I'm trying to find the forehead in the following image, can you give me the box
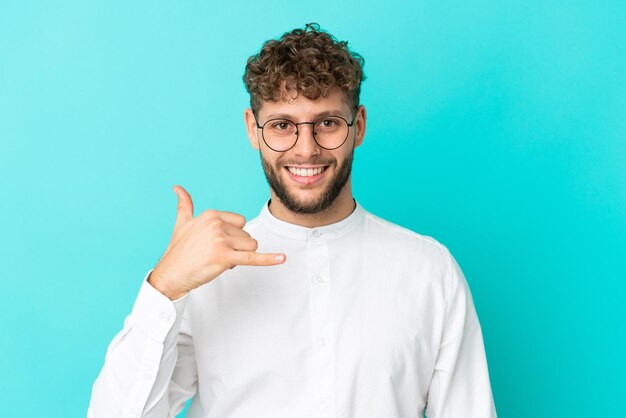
[257,88,352,120]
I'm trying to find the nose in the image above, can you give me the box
[292,123,321,157]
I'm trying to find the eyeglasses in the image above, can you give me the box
[255,113,357,152]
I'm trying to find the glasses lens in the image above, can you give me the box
[314,116,349,149]
[263,119,297,151]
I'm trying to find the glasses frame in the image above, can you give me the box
[254,113,357,152]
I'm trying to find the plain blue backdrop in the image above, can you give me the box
[1,1,625,417]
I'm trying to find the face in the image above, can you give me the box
[245,88,366,215]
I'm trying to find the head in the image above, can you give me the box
[243,23,367,215]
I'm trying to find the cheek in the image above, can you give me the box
[333,152,349,166]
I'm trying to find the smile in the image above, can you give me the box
[283,165,330,185]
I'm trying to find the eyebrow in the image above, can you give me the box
[265,110,349,120]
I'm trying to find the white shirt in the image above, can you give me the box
[88,198,497,418]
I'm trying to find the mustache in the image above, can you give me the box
[278,159,335,167]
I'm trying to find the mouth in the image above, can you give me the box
[283,165,330,185]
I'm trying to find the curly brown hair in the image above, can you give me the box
[243,23,365,114]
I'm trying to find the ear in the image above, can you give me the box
[244,108,260,150]
[354,105,367,148]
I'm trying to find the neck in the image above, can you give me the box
[267,183,356,228]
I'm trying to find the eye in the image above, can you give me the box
[319,118,338,127]
[270,120,292,130]
[316,117,345,132]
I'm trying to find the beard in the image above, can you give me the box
[260,146,355,215]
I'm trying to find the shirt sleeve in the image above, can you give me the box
[425,250,498,418]
[87,269,198,418]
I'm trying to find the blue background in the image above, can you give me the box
[1,1,625,417]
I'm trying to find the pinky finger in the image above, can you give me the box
[229,251,286,267]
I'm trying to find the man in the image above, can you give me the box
[88,23,497,417]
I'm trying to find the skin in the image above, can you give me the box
[244,87,367,227]
[149,87,366,300]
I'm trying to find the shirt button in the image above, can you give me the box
[317,337,326,348]
[143,372,151,380]
[312,230,322,238]
[313,275,324,284]
[319,400,328,411]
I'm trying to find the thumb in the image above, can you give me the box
[173,185,194,228]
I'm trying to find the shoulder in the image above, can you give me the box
[363,209,449,251]
[359,208,455,270]
[358,209,464,309]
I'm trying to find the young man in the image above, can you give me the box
[88,23,497,417]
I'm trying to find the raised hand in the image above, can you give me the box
[148,185,286,300]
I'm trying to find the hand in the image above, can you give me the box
[148,185,286,300]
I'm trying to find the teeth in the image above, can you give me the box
[287,166,325,177]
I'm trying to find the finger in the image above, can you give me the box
[222,223,252,239]
[228,250,286,267]
[214,210,246,228]
[226,236,259,252]
[173,185,194,228]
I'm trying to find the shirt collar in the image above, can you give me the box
[258,198,365,241]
